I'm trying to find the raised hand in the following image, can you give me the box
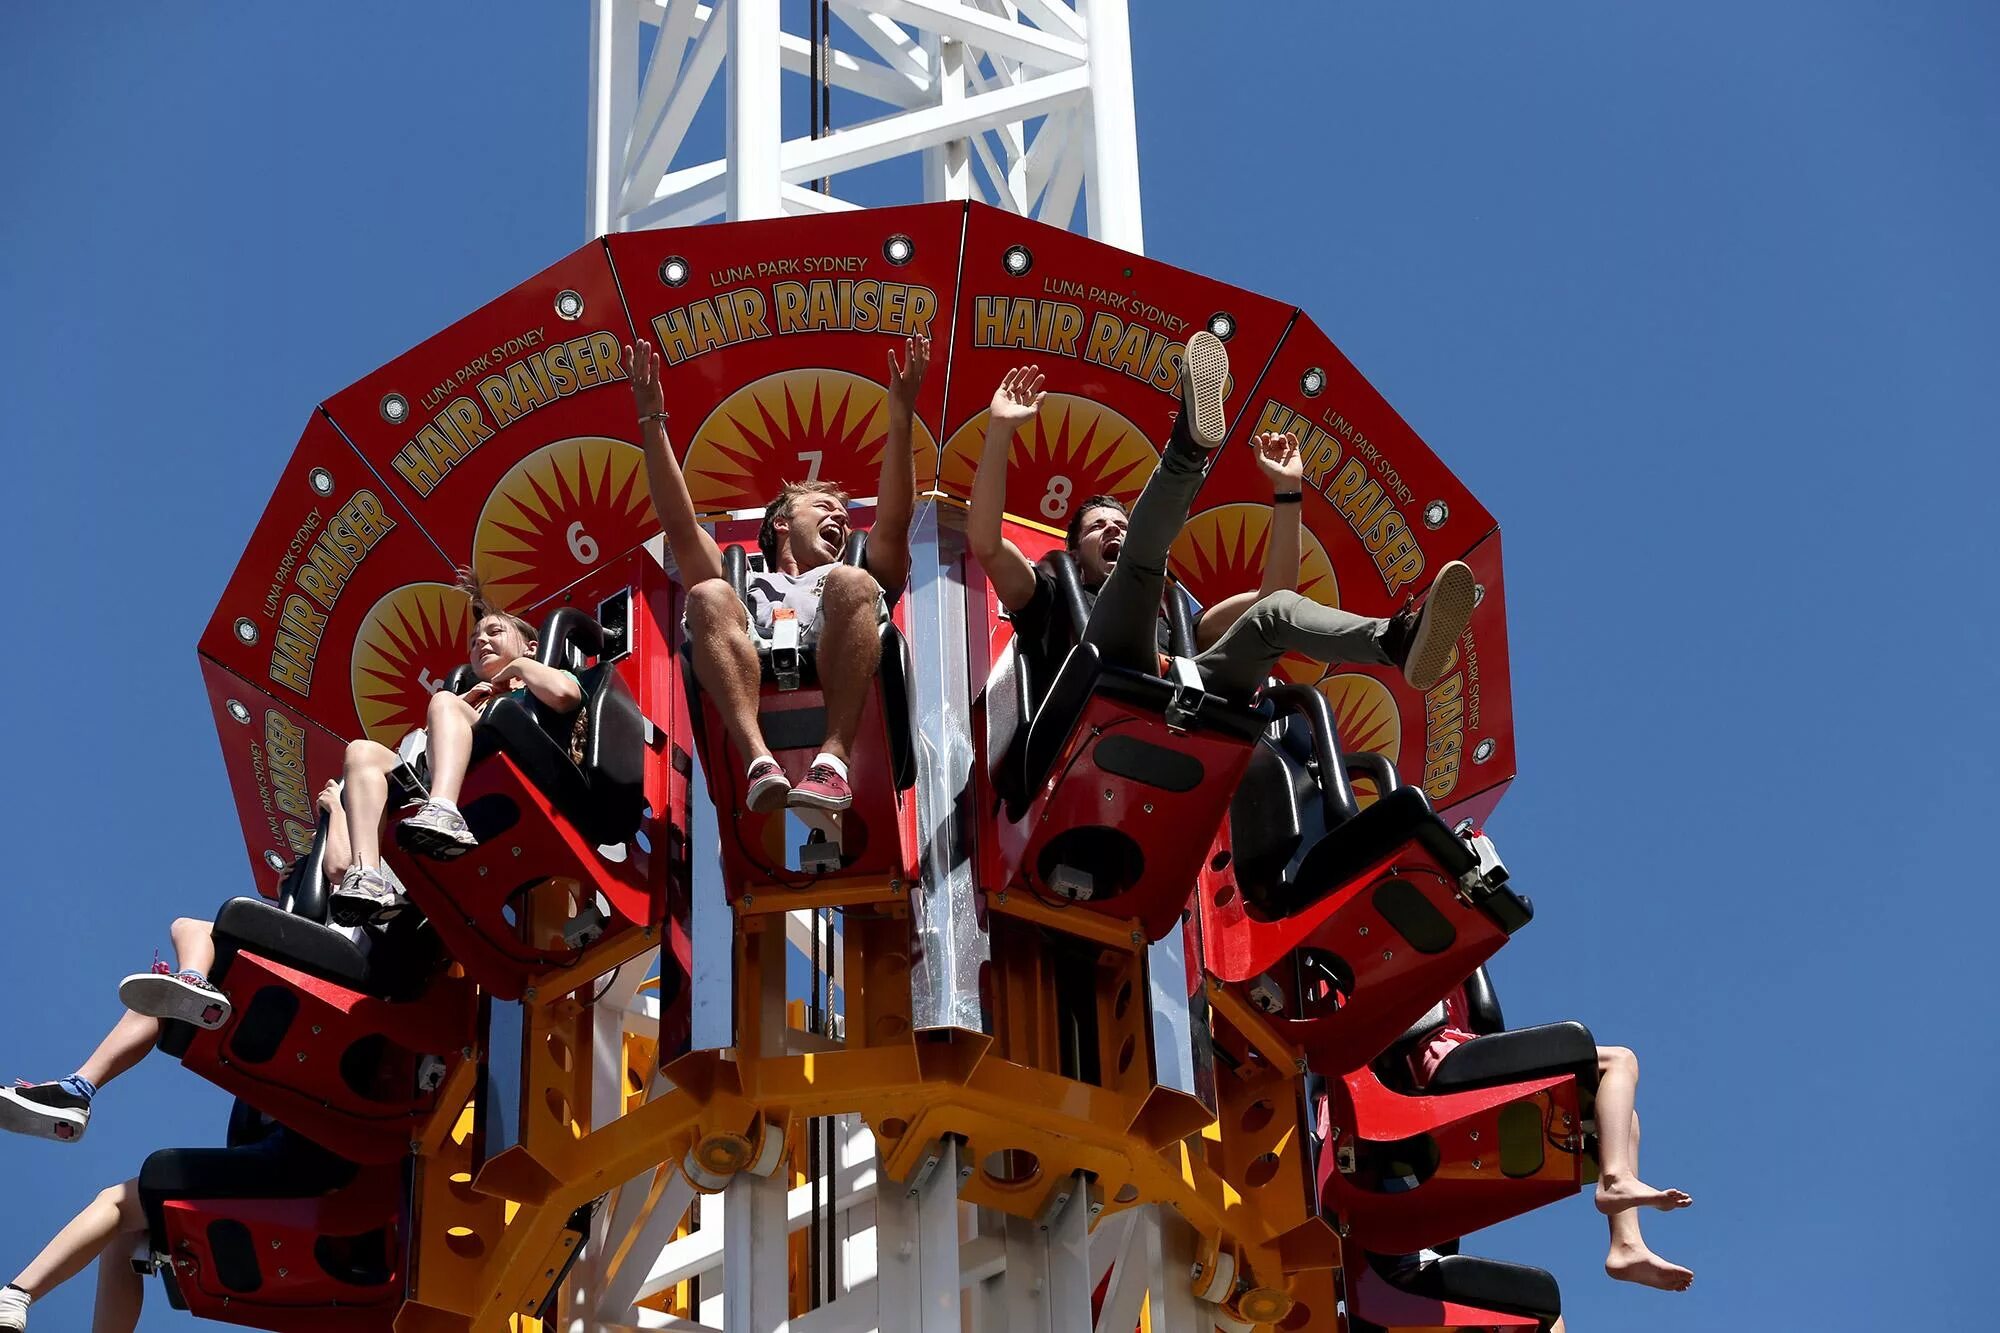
[886,334,931,416]
[623,338,666,421]
[1251,430,1303,490]
[989,365,1047,429]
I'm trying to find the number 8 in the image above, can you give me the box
[1040,475,1073,519]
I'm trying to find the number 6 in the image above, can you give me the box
[567,520,599,564]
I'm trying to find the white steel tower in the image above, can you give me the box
[566,7,1256,1332]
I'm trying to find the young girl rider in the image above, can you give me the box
[328,573,582,925]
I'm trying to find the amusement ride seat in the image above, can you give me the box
[391,604,662,1000]
[1199,686,1533,1077]
[985,553,1266,944]
[682,528,918,905]
[1347,1244,1563,1333]
[136,1100,404,1332]
[1312,967,1601,1254]
[159,815,475,1165]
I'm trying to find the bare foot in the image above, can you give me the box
[1596,1176,1693,1215]
[1606,1241,1694,1292]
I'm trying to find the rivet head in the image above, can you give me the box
[295,1052,307,1062]
[1382,949,1393,960]
[1358,925,1369,936]
[1142,803,1154,814]
[1472,1158,1483,1170]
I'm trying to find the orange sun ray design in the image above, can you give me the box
[351,582,474,747]
[1318,673,1403,807]
[939,394,1160,528]
[1171,504,1338,683]
[682,369,938,515]
[474,438,657,612]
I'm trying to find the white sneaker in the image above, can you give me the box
[331,864,405,927]
[396,799,477,860]
[0,1284,27,1330]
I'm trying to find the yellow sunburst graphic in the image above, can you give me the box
[939,394,1159,529]
[473,437,656,612]
[682,369,938,516]
[351,582,474,747]
[1318,674,1402,808]
[1170,503,1340,685]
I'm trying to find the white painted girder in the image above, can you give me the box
[588,0,1141,239]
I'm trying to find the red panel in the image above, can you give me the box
[199,660,352,895]
[199,413,464,749]
[1318,1068,1586,1254]
[604,203,966,515]
[179,952,476,1165]
[937,206,1294,531]
[1189,312,1495,586]
[1346,1262,1541,1331]
[322,241,652,611]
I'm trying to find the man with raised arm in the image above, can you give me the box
[625,334,930,814]
[967,329,1477,702]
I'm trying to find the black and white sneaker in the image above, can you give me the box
[0,1082,90,1144]
[395,799,477,860]
[119,964,232,1030]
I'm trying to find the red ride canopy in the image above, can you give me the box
[201,203,1512,889]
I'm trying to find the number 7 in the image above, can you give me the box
[797,450,823,481]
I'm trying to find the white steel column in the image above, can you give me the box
[726,0,785,219]
[1076,0,1142,248]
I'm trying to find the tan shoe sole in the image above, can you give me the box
[1401,560,1476,691]
[1180,330,1231,448]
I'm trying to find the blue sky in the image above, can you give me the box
[1,2,1994,1329]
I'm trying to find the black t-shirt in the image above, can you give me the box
[1006,561,1173,694]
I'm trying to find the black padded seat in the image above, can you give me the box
[211,896,442,1002]
[1426,1021,1599,1097]
[213,897,371,989]
[138,1130,357,1251]
[1249,786,1479,922]
[1380,1253,1562,1323]
[472,649,647,848]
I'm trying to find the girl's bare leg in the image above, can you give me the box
[88,1238,144,1333]
[318,781,353,885]
[420,690,481,806]
[1603,1112,1695,1292]
[1592,1047,1692,1214]
[11,1180,146,1302]
[340,740,401,869]
[76,919,217,1091]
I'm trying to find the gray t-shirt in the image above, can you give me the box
[744,564,839,637]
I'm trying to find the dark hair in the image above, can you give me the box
[759,480,852,565]
[1065,494,1128,551]
[456,568,537,643]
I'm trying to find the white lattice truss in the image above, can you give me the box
[587,0,1143,246]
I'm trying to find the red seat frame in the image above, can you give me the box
[150,1164,403,1332]
[1314,1063,1588,1254]
[176,951,474,1165]
[1201,788,1525,1076]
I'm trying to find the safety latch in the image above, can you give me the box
[1164,655,1206,733]
[769,607,802,690]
